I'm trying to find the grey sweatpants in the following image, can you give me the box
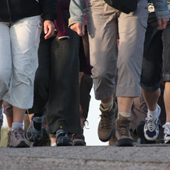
[87,0,148,100]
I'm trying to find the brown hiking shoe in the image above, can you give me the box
[115,114,133,146]
[98,102,118,142]
[71,134,86,146]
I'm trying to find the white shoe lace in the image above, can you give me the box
[145,115,157,132]
[163,124,170,135]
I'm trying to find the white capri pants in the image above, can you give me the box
[0,16,42,109]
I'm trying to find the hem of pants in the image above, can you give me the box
[163,74,170,82]
[140,82,160,92]
[95,87,115,100]
[48,124,82,135]
[2,98,32,110]
[116,86,141,97]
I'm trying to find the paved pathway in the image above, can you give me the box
[0,145,170,170]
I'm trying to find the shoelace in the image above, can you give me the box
[100,113,112,129]
[145,116,157,132]
[117,119,130,136]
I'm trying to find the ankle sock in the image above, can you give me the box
[148,105,159,117]
[119,112,131,118]
[101,98,113,109]
[12,122,23,130]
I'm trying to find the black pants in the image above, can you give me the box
[31,28,81,134]
[140,12,170,92]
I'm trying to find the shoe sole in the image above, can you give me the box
[73,140,86,146]
[10,141,30,148]
[116,138,134,147]
[99,129,113,142]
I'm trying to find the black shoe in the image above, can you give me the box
[32,128,51,147]
[56,129,73,146]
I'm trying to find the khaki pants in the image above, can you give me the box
[87,0,148,100]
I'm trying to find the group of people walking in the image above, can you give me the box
[0,0,170,148]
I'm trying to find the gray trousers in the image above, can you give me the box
[87,0,148,100]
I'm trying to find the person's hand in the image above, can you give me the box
[157,18,169,30]
[70,23,85,36]
[43,20,55,39]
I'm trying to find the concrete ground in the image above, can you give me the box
[0,145,170,170]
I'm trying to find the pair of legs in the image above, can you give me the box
[141,12,170,142]
[27,26,82,146]
[0,16,41,147]
[87,0,148,145]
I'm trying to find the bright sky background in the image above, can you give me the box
[2,89,107,146]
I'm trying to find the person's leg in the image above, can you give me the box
[116,0,148,146]
[140,13,163,142]
[47,26,81,146]
[87,0,118,142]
[161,21,170,143]
[26,33,52,143]
[3,16,42,147]
[3,102,13,146]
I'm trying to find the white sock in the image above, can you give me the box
[51,143,56,147]
[12,122,23,130]
[148,105,160,117]
[8,127,12,132]
[119,112,131,118]
[101,98,113,109]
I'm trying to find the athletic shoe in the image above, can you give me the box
[98,101,118,142]
[144,105,161,141]
[163,123,170,144]
[115,114,134,146]
[9,127,30,148]
[26,115,45,142]
[56,129,72,146]
[71,134,86,146]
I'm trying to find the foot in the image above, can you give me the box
[9,127,30,148]
[115,114,134,146]
[56,129,72,146]
[98,101,118,142]
[144,105,161,141]
[26,115,45,142]
[163,123,170,144]
[32,128,51,147]
[71,134,86,146]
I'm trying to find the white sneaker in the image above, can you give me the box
[163,123,170,144]
[144,105,161,141]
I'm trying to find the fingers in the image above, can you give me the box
[44,21,55,39]
[70,23,85,36]
[157,18,169,30]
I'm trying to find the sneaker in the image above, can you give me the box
[9,127,30,148]
[163,123,170,144]
[136,121,156,144]
[56,129,73,146]
[0,108,3,142]
[32,128,51,147]
[115,114,134,146]
[71,134,86,146]
[7,131,11,147]
[144,105,161,141]
[98,102,118,142]
[26,115,45,142]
